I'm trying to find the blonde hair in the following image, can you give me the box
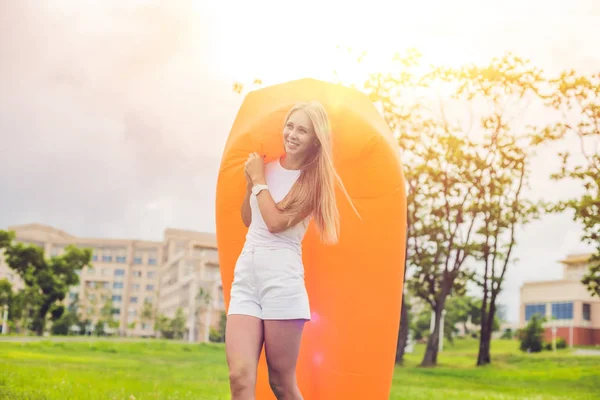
[277,102,358,245]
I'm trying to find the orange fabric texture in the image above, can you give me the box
[215,78,407,399]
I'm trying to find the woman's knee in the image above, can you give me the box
[268,368,297,398]
[229,363,256,394]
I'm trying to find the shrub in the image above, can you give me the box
[519,314,545,353]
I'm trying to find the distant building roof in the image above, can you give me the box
[559,253,595,265]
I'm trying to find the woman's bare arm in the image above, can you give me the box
[241,183,252,227]
[253,181,311,233]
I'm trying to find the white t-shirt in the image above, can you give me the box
[244,158,310,253]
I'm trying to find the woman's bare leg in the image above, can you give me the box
[263,319,306,400]
[225,315,264,400]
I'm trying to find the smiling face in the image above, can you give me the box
[283,110,319,157]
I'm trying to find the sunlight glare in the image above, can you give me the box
[203,0,528,86]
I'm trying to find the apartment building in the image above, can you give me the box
[0,223,224,341]
[520,253,600,346]
[158,228,223,342]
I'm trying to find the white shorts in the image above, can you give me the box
[227,246,311,320]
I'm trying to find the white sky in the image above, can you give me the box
[0,0,598,322]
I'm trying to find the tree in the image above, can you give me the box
[50,310,80,335]
[519,314,545,353]
[410,308,432,342]
[364,52,554,367]
[210,312,227,343]
[195,286,212,342]
[444,295,479,337]
[154,308,187,340]
[544,71,600,297]
[0,278,11,308]
[100,297,119,334]
[171,307,186,340]
[140,299,156,334]
[582,263,600,297]
[0,230,92,336]
[434,55,549,366]
[0,278,11,334]
[395,282,411,364]
[364,51,509,367]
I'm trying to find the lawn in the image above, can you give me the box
[0,337,598,399]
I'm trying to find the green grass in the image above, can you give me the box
[0,337,598,399]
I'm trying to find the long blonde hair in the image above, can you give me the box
[277,102,358,245]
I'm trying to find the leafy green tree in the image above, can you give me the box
[171,307,186,340]
[0,278,11,308]
[50,310,80,335]
[519,314,545,353]
[140,299,156,334]
[446,56,548,366]
[410,308,432,342]
[210,312,227,343]
[100,297,119,333]
[543,71,600,297]
[0,230,92,335]
[363,52,550,367]
[154,314,172,338]
[444,295,478,337]
[582,263,600,297]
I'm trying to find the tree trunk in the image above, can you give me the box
[420,294,449,367]
[395,246,410,365]
[395,296,410,364]
[35,302,51,336]
[477,300,496,366]
[420,306,441,367]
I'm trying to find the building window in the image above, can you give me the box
[102,255,112,262]
[112,308,121,315]
[116,256,127,263]
[133,257,142,265]
[131,283,140,291]
[525,303,545,321]
[114,269,125,277]
[551,302,573,320]
[148,257,157,265]
[583,303,591,321]
[132,271,142,277]
[146,284,155,291]
[113,282,124,289]
[112,295,122,302]
[147,271,155,279]
[130,297,138,303]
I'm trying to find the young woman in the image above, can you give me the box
[225,102,351,400]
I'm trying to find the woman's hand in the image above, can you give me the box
[244,152,265,185]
